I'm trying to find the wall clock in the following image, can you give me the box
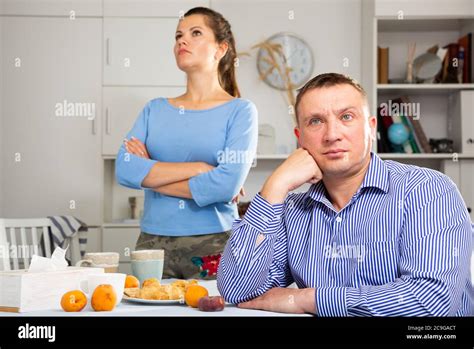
[256,32,314,91]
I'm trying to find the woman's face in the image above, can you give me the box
[174,14,227,73]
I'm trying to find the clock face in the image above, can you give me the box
[257,33,314,91]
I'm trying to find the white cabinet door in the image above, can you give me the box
[103,18,186,86]
[85,228,103,254]
[375,0,474,18]
[103,86,185,156]
[102,227,141,263]
[0,16,3,217]
[460,160,474,221]
[2,17,103,225]
[2,0,102,16]
[103,0,209,17]
[119,262,132,274]
[449,91,474,155]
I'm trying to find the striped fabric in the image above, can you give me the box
[41,216,88,263]
[217,153,474,316]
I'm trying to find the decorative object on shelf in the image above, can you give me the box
[439,31,472,84]
[378,46,389,84]
[251,32,313,125]
[406,42,416,83]
[257,123,276,154]
[387,123,409,145]
[457,46,465,84]
[129,196,144,220]
[429,138,454,153]
[457,33,472,83]
[413,52,442,83]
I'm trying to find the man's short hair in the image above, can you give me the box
[295,73,368,124]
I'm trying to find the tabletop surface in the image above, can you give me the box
[0,280,309,317]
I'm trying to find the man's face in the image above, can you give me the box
[295,84,376,178]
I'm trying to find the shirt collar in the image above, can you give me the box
[306,152,389,204]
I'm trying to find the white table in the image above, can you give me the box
[0,280,309,317]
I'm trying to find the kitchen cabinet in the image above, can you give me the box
[460,160,474,221]
[103,18,186,86]
[85,228,103,254]
[1,17,103,225]
[441,160,474,221]
[0,16,3,216]
[102,227,141,266]
[1,0,102,16]
[102,86,185,156]
[103,0,209,17]
[375,0,473,18]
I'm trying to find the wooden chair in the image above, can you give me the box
[0,218,52,271]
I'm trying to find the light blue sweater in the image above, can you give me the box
[115,97,258,236]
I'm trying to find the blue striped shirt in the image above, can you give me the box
[217,153,474,316]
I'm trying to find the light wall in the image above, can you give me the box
[0,13,3,217]
[212,0,362,197]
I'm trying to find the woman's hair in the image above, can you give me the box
[184,7,241,98]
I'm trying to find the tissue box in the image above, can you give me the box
[0,267,104,313]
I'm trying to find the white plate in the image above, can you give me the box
[122,295,184,305]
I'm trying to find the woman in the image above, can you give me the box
[115,7,258,280]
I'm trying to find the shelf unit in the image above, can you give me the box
[374,16,474,155]
[374,16,474,133]
[372,15,474,220]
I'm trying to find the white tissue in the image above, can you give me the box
[28,246,69,272]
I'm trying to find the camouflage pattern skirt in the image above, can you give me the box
[135,231,230,280]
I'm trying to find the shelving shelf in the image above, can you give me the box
[378,153,474,159]
[377,84,474,95]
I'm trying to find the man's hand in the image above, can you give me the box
[238,287,316,314]
[260,148,322,204]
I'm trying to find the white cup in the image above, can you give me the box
[79,272,126,306]
[131,249,164,285]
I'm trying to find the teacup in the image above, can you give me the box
[79,272,126,305]
[76,252,119,273]
[131,249,164,285]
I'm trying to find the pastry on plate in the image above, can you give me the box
[124,287,141,298]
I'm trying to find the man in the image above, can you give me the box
[217,73,473,316]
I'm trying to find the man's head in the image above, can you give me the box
[294,73,376,178]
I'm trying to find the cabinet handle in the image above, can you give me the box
[466,138,473,144]
[105,108,111,135]
[91,117,96,135]
[106,38,111,65]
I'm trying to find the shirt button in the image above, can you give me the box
[335,216,342,223]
